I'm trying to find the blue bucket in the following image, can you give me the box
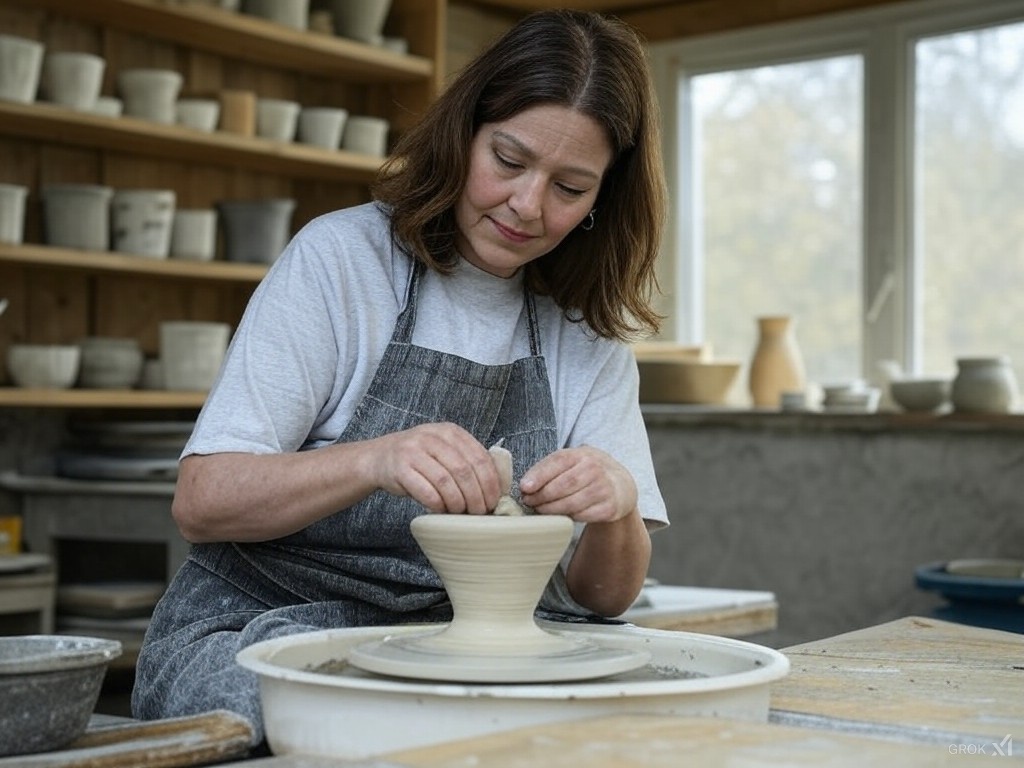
[915,559,1024,633]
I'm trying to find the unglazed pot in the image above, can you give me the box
[170,208,218,261]
[160,321,231,391]
[0,184,28,245]
[297,107,348,150]
[219,198,295,264]
[243,0,310,29]
[951,356,1019,413]
[331,0,391,44]
[118,69,183,124]
[111,189,177,258]
[41,184,113,251]
[341,115,389,157]
[41,52,105,111]
[0,35,44,104]
[256,98,300,142]
[175,98,220,132]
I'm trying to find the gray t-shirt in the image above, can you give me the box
[186,203,668,535]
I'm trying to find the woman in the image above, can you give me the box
[132,9,669,741]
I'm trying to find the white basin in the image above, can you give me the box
[236,621,790,759]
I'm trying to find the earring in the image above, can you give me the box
[581,209,596,231]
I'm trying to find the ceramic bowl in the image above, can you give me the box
[5,344,81,389]
[890,377,952,412]
[637,359,741,404]
[77,336,144,389]
[0,635,122,757]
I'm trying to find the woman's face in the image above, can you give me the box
[455,104,612,279]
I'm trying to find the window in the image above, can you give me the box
[648,0,1024,402]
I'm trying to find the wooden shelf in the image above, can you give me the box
[17,0,435,81]
[0,101,383,183]
[0,242,267,283]
[0,387,206,409]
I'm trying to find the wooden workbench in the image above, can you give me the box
[22,617,1021,766]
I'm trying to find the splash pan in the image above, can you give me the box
[236,621,790,759]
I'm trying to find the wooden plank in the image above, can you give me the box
[0,242,266,283]
[772,616,1024,740]
[0,388,207,408]
[0,101,382,183]
[380,713,989,767]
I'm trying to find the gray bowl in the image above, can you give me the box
[0,635,122,757]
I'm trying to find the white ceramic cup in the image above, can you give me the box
[160,321,231,391]
[175,98,221,132]
[0,34,44,104]
[256,98,301,142]
[41,51,105,111]
[41,184,114,251]
[111,189,177,258]
[0,184,29,245]
[170,208,218,261]
[341,115,389,157]
[118,68,184,124]
[297,107,348,150]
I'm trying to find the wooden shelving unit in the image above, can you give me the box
[0,0,444,409]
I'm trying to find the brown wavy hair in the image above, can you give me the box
[373,9,666,341]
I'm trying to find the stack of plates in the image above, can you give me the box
[54,420,194,481]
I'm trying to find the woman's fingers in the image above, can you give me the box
[373,423,500,513]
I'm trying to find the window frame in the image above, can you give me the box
[647,0,1024,378]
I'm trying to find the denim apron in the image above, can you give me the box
[132,260,559,741]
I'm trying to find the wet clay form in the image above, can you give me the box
[347,446,650,683]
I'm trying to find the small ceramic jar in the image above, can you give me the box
[951,356,1020,413]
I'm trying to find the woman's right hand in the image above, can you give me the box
[368,422,502,515]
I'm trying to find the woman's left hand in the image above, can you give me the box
[519,446,638,524]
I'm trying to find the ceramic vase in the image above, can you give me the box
[0,34,44,104]
[41,52,105,111]
[118,69,184,124]
[218,198,295,264]
[0,184,28,245]
[951,356,1019,413]
[111,189,177,258]
[748,315,806,409]
[41,184,114,251]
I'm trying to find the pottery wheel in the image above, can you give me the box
[347,627,650,683]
